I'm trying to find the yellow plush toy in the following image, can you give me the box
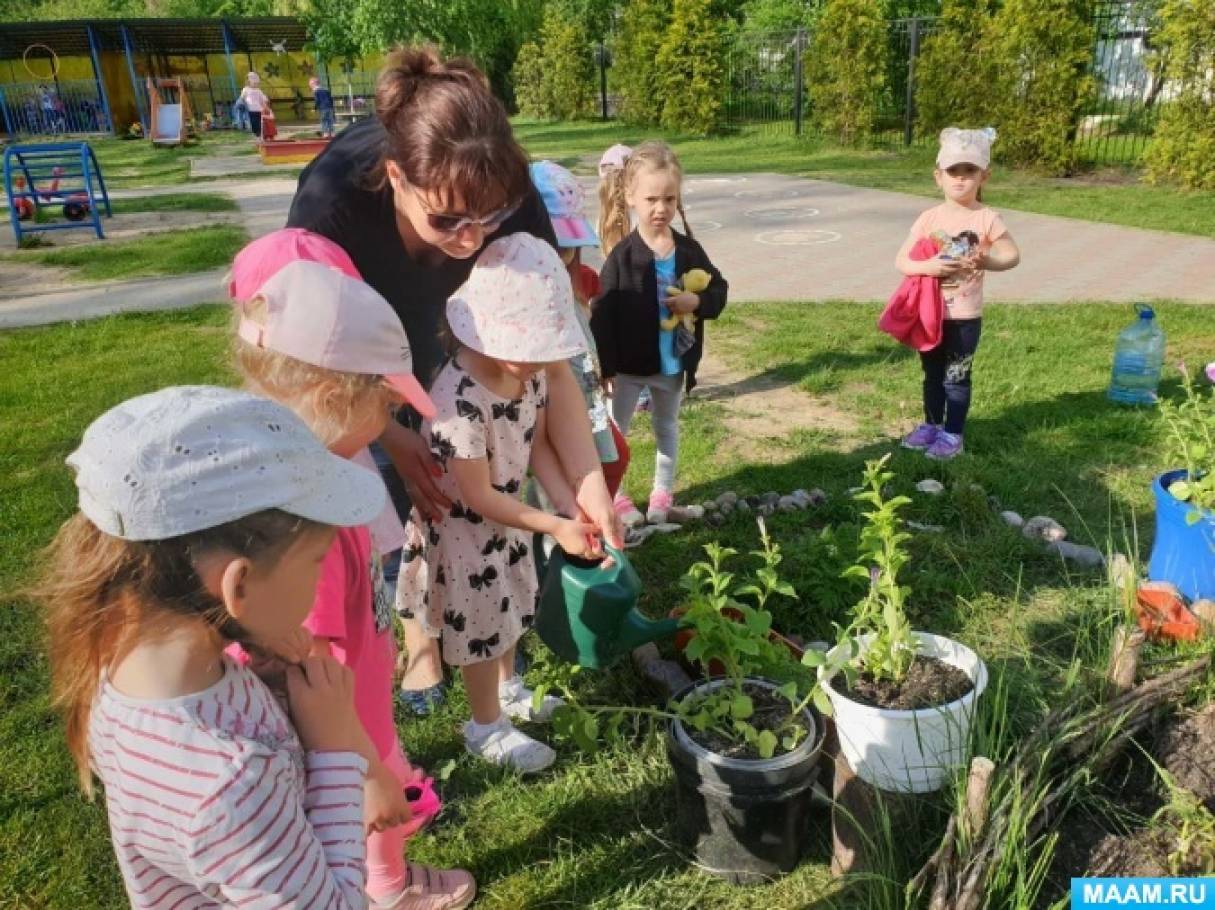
[660,268,711,331]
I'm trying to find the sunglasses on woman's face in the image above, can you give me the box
[409,185,519,236]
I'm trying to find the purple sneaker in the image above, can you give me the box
[925,431,963,461]
[901,423,940,451]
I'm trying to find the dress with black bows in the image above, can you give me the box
[396,357,546,667]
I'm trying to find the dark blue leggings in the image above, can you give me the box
[920,318,982,435]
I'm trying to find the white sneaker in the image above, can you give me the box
[464,715,555,773]
[499,675,564,722]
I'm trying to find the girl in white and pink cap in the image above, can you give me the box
[227,228,475,910]
[894,127,1021,461]
[396,231,596,775]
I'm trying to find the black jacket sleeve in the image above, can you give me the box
[591,248,622,379]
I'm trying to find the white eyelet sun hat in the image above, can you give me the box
[446,233,587,363]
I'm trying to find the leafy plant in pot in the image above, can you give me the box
[820,455,988,794]
[545,521,845,884]
[1149,365,1215,602]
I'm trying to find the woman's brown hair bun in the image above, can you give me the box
[375,44,527,215]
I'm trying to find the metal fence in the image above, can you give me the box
[0,79,110,137]
[714,1,1160,166]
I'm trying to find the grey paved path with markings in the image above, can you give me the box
[4,172,1212,329]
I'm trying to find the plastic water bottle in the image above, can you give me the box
[1108,304,1165,405]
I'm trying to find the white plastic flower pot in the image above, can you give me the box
[822,632,988,794]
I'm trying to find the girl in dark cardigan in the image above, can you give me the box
[591,141,727,525]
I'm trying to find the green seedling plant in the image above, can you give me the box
[1159,364,1215,522]
[842,454,919,683]
[1150,763,1215,875]
[547,520,844,760]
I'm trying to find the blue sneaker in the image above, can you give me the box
[398,683,446,716]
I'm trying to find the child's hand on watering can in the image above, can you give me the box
[554,517,600,559]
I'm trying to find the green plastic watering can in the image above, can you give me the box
[535,543,681,669]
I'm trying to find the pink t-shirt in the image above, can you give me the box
[307,525,398,760]
[908,203,1008,319]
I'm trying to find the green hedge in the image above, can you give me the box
[806,0,889,144]
[508,4,595,120]
[1144,0,1215,190]
[655,0,728,134]
[914,0,1094,174]
[613,0,671,126]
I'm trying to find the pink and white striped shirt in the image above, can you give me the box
[89,656,369,909]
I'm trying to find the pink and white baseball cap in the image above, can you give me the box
[937,127,997,170]
[598,143,632,178]
[228,227,359,303]
[231,231,435,418]
[446,233,586,363]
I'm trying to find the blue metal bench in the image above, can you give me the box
[4,141,112,247]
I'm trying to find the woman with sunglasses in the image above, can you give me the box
[287,45,622,716]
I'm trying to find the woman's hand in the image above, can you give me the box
[379,420,451,521]
[363,761,413,834]
[666,291,700,314]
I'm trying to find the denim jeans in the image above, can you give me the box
[920,318,982,435]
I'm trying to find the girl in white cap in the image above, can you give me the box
[36,385,384,908]
[397,232,595,774]
[895,127,1021,460]
[227,229,475,910]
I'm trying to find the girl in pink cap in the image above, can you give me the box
[397,232,596,775]
[228,229,475,910]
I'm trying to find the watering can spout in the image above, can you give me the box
[535,544,681,669]
[616,612,682,653]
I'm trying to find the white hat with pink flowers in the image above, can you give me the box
[446,233,587,363]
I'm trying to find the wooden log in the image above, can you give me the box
[1107,625,1145,694]
[829,738,925,878]
[964,756,996,840]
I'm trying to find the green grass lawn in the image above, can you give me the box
[11,224,247,282]
[90,132,255,189]
[513,119,1215,239]
[2,301,1212,908]
[110,192,239,215]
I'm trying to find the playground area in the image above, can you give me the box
[0,18,387,142]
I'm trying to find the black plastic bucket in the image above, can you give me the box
[665,677,827,884]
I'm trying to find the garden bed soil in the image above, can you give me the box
[685,683,811,761]
[1044,705,1215,896]
[838,654,974,710]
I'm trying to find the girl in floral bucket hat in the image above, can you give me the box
[397,232,594,774]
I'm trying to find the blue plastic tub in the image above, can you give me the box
[1148,469,1215,602]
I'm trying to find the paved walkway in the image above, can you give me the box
[5,172,1213,329]
[0,177,297,328]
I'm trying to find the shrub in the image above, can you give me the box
[986,0,1095,173]
[806,0,889,144]
[913,0,1000,139]
[655,0,728,134]
[511,40,547,118]
[1144,0,1215,190]
[613,0,672,126]
[539,4,597,119]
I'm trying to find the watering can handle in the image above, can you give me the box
[601,544,628,569]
